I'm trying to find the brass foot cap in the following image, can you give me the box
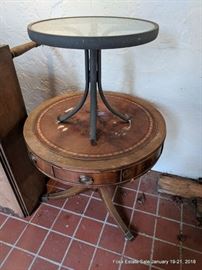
[125,231,134,241]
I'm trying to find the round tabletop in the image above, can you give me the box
[23,92,166,186]
[28,16,159,49]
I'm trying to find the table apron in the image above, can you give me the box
[28,144,163,187]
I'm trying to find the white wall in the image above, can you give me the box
[0,0,201,179]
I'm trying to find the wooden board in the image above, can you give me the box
[196,198,202,220]
[158,174,202,199]
[0,45,46,216]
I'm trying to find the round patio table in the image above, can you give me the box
[28,16,159,144]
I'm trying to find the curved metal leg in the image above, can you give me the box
[58,50,90,123]
[41,186,88,202]
[99,187,134,241]
[97,51,130,122]
[57,49,131,144]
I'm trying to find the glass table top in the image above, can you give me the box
[28,16,159,49]
[29,16,156,37]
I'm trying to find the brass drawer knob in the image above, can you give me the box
[79,175,94,185]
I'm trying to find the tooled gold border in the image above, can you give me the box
[36,95,154,159]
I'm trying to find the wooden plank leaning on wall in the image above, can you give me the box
[0,43,46,217]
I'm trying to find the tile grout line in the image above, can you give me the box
[49,180,202,225]
[1,181,201,267]
[2,241,71,268]
[2,215,138,250]
[123,254,165,270]
[4,233,201,270]
[1,237,122,260]
[149,192,160,270]
[179,203,183,270]
[176,245,202,255]
[0,241,72,270]
[88,186,119,270]
[58,190,95,270]
[87,213,109,269]
[118,177,142,270]
[51,174,201,207]
[9,200,202,232]
[1,181,201,269]
[41,191,202,230]
[2,207,202,257]
[0,204,41,269]
[0,214,11,262]
[0,214,10,230]
[120,184,181,202]
[9,201,189,227]
[1,203,202,267]
[3,231,202,259]
[27,197,69,270]
[43,200,176,222]
[51,181,162,200]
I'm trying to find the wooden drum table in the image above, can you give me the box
[23,91,166,240]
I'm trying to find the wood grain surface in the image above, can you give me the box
[24,91,166,187]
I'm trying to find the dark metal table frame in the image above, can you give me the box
[58,49,130,144]
[28,16,159,144]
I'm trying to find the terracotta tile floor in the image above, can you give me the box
[0,171,202,270]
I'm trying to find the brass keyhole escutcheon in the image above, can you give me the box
[122,168,133,181]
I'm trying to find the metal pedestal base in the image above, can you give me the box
[57,50,130,145]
